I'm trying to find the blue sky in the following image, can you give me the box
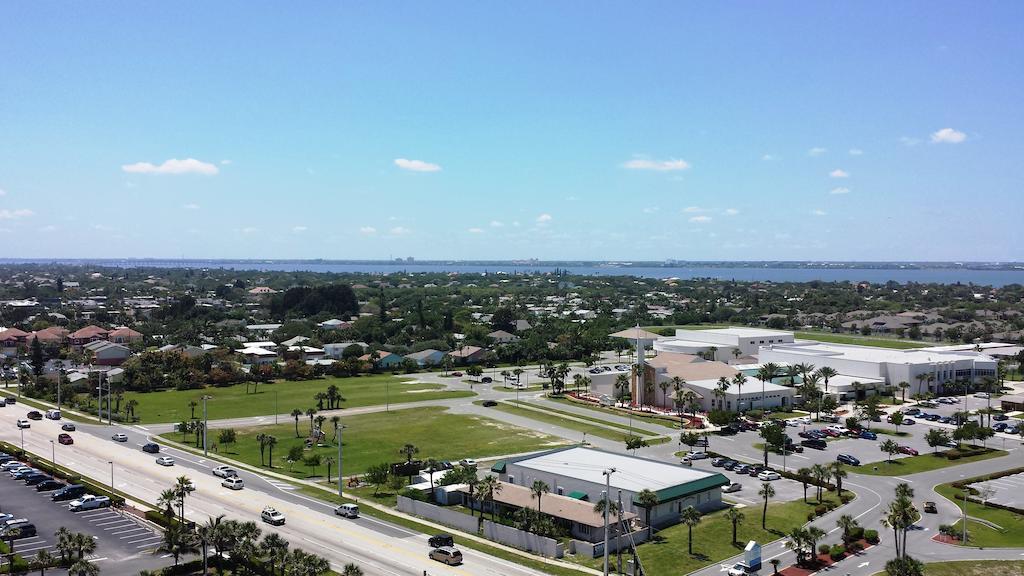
[1,1,1021,261]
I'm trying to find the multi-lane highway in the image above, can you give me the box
[0,406,559,576]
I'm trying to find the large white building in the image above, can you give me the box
[759,341,998,397]
[492,447,728,528]
[654,327,794,362]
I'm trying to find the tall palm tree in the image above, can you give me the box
[658,380,670,408]
[423,458,441,501]
[898,381,910,403]
[290,409,303,437]
[816,366,838,394]
[725,507,745,544]
[32,549,55,576]
[305,407,317,434]
[530,480,549,514]
[805,526,826,562]
[682,388,698,417]
[68,560,99,576]
[174,475,193,519]
[836,514,859,545]
[636,489,659,537]
[810,463,829,502]
[477,475,502,522]
[55,527,73,564]
[614,374,630,404]
[796,363,816,383]
[830,461,848,494]
[785,527,809,565]
[786,364,800,386]
[158,488,178,518]
[732,373,748,412]
[259,532,289,576]
[758,482,775,529]
[265,435,277,468]
[715,376,730,411]
[796,467,812,503]
[680,506,702,554]
[159,523,198,567]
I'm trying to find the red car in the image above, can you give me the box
[58,433,73,445]
[897,445,918,456]
[820,429,841,438]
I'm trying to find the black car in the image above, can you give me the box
[1,524,36,539]
[836,454,860,466]
[481,400,498,407]
[142,443,160,454]
[801,439,827,450]
[51,484,86,501]
[995,414,1009,421]
[61,423,76,432]
[24,474,52,486]
[35,480,65,492]
[26,411,42,421]
[428,534,455,548]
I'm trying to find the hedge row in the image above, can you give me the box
[0,441,126,507]
[948,465,1024,515]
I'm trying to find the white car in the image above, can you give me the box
[458,459,478,468]
[212,465,237,478]
[757,471,781,481]
[222,477,244,490]
[335,503,359,518]
[722,482,742,493]
[681,452,709,462]
[786,420,800,427]
[261,507,285,525]
[111,433,128,442]
[727,563,749,576]
[156,456,175,467]
[16,420,30,429]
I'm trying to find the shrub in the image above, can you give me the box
[807,511,817,521]
[840,493,853,504]
[864,529,879,543]
[815,505,827,517]
[829,544,845,561]
[818,543,830,555]
[746,409,765,421]
[849,526,864,541]
[848,540,863,552]
[399,487,427,502]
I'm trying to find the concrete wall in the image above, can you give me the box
[396,496,479,534]
[481,519,564,558]
[571,528,651,558]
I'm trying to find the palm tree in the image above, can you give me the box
[715,376,730,411]
[314,392,327,410]
[759,482,775,529]
[477,475,502,521]
[265,435,277,468]
[424,458,442,502]
[811,463,829,501]
[188,400,199,420]
[32,549,55,576]
[159,523,198,567]
[530,479,549,514]
[914,373,928,396]
[636,489,659,537]
[290,409,303,437]
[725,507,745,544]
[658,380,670,408]
[786,364,800,386]
[305,407,317,434]
[614,374,630,404]
[732,372,748,411]
[836,514,859,545]
[898,381,910,403]
[797,467,812,503]
[785,527,809,565]
[680,506,702,554]
[805,526,825,562]
[68,560,99,576]
[71,532,97,560]
[830,461,848,494]
[816,366,838,394]
[174,475,193,518]
[796,363,816,384]
[55,526,73,563]
[341,564,364,576]
[399,444,419,483]
[158,488,178,518]
[260,532,289,576]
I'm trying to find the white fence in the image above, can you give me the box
[396,496,479,534]
[482,519,564,558]
[570,529,651,558]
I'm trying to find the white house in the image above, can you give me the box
[654,327,794,363]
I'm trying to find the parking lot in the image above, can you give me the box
[968,472,1024,509]
[0,455,167,576]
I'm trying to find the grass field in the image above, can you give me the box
[858,448,1008,476]
[872,561,1024,576]
[547,396,684,429]
[572,495,845,574]
[163,406,568,478]
[479,401,668,444]
[795,331,932,349]
[936,483,1024,548]
[507,400,662,436]
[126,375,475,423]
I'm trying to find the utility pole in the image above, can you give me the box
[616,490,624,575]
[962,487,969,543]
[108,461,114,494]
[201,395,211,456]
[275,389,278,425]
[337,418,344,498]
[602,467,616,576]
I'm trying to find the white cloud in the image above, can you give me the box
[512,221,521,227]
[220,159,232,165]
[848,148,863,156]
[900,136,922,147]
[121,158,219,175]
[241,227,259,234]
[536,213,552,223]
[389,226,412,235]
[931,127,967,144]
[724,208,739,216]
[0,188,6,197]
[467,227,484,234]
[829,169,850,178]
[292,226,308,233]
[394,158,441,172]
[689,215,712,223]
[622,158,690,171]
[682,206,706,213]
[359,226,377,235]
[761,154,776,161]
[183,203,200,210]
[829,187,851,195]
[808,147,827,157]
[0,208,33,220]
[489,220,504,228]
[811,209,827,216]
[642,207,659,214]
[38,225,57,232]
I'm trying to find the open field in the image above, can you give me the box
[795,331,932,349]
[163,406,568,477]
[479,401,668,444]
[936,483,1024,548]
[873,561,1024,576]
[125,375,475,423]
[572,495,845,574]
[857,448,1007,476]
[507,400,662,436]
[546,396,685,429]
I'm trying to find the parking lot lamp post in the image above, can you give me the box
[108,461,113,494]
[962,487,969,543]
[20,426,24,452]
[336,419,343,498]
[50,440,55,467]
[602,467,616,576]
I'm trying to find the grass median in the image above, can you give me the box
[546,395,684,430]
[935,483,1024,548]
[857,448,1007,476]
[873,561,1024,576]
[478,401,669,444]
[125,374,475,423]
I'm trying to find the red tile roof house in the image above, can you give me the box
[108,327,143,345]
[449,345,488,364]
[0,328,30,354]
[25,327,68,350]
[69,325,110,350]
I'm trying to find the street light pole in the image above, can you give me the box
[275,390,279,425]
[336,419,343,498]
[602,467,616,576]
[50,440,55,467]
[201,395,211,456]
[108,461,114,494]
[20,427,24,452]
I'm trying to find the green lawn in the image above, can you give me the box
[872,561,1024,576]
[546,396,684,429]
[936,483,1024,548]
[126,375,475,423]
[794,331,931,349]
[766,411,805,421]
[572,495,844,574]
[857,448,1008,476]
[163,406,568,478]
[507,400,661,436]
[479,401,666,444]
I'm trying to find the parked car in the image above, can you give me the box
[836,454,860,466]
[111,433,128,442]
[335,504,360,518]
[69,495,111,511]
[994,423,1008,432]
[924,501,937,513]
[748,465,767,477]
[681,452,708,462]
[142,443,160,454]
[722,460,739,470]
[801,439,827,450]
[61,423,76,432]
[859,430,877,440]
[35,479,65,492]
[711,457,728,467]
[23,473,52,486]
[0,523,36,539]
[156,456,175,467]
[51,484,87,501]
[25,411,42,421]
[733,464,751,474]
[898,446,919,456]
[428,534,455,548]
[994,414,1009,421]
[222,477,244,490]
[429,547,463,566]
[904,407,921,415]
[722,482,742,493]
[757,471,781,481]
[261,507,286,526]
[458,459,478,467]
[902,418,915,425]
[213,466,238,478]
[58,433,73,445]
[1006,426,1019,435]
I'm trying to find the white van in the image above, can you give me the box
[45,409,61,420]
[334,503,359,518]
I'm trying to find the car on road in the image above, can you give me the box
[428,534,454,548]
[801,439,827,450]
[156,456,175,466]
[722,482,742,493]
[142,443,160,453]
[335,503,360,518]
[757,471,780,481]
[924,501,937,513]
[836,454,860,466]
[26,411,42,421]
[61,423,76,432]
[16,419,30,429]
[902,418,915,425]
[451,371,463,377]
[213,465,238,478]
[429,546,463,566]
[222,477,244,490]
[261,507,286,526]
[859,430,877,440]
[35,479,65,492]
[481,400,498,407]
[111,433,128,442]
[58,433,74,445]
[974,392,990,399]
[897,446,919,456]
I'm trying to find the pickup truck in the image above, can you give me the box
[69,495,111,512]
